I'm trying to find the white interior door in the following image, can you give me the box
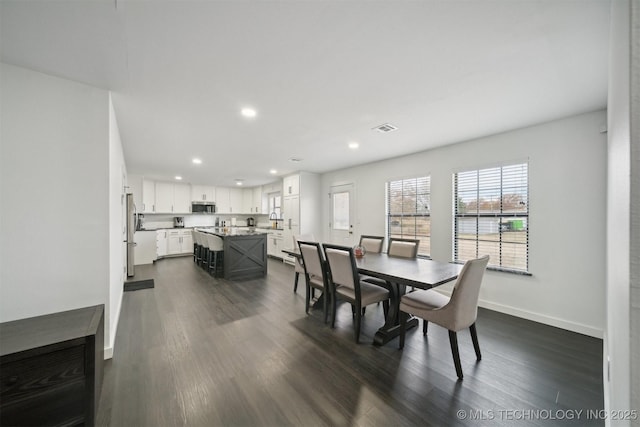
[329,183,355,246]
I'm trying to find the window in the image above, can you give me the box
[454,163,529,274]
[332,191,350,230]
[268,193,281,218]
[386,176,431,257]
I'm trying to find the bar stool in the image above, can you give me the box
[205,234,224,277]
[192,230,201,264]
[199,232,210,270]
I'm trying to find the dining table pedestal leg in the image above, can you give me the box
[373,283,418,346]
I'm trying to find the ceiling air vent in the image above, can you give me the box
[373,123,398,133]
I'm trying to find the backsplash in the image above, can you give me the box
[139,213,268,229]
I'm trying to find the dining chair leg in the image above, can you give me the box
[399,311,408,349]
[354,302,362,343]
[322,291,329,324]
[382,300,389,319]
[470,323,482,360]
[448,330,463,379]
[294,272,300,293]
[423,320,429,335]
[305,282,311,314]
[330,293,337,328]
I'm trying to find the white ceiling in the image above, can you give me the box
[1,0,611,187]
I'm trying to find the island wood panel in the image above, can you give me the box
[223,233,268,280]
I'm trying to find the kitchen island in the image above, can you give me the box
[198,228,268,280]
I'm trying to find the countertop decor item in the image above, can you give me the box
[354,244,366,258]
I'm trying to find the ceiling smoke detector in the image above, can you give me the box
[288,157,303,163]
[373,123,398,133]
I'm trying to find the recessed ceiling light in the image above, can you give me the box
[175,176,182,180]
[270,169,278,174]
[241,107,257,118]
[192,158,202,164]
[348,141,359,149]
[235,179,243,186]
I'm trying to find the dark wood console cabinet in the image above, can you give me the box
[0,305,104,426]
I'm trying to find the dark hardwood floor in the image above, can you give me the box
[97,256,604,426]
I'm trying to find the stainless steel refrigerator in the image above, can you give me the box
[126,193,136,277]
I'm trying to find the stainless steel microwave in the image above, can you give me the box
[191,202,216,213]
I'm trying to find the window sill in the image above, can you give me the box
[452,261,532,276]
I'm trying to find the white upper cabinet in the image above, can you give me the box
[155,182,174,213]
[215,187,231,213]
[191,185,216,202]
[215,187,244,213]
[142,179,156,213]
[155,182,191,213]
[242,188,253,214]
[283,175,300,196]
[229,188,244,213]
[252,186,263,214]
[262,180,282,194]
[173,183,191,213]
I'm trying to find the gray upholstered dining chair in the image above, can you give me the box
[359,235,385,253]
[298,240,331,323]
[322,243,390,343]
[292,233,315,293]
[398,255,490,380]
[387,237,420,258]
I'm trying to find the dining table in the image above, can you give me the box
[282,248,463,346]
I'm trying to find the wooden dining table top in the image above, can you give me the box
[355,253,462,289]
[282,248,462,290]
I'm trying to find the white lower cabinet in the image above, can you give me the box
[156,230,168,257]
[267,230,283,258]
[167,229,193,255]
[157,229,192,257]
[134,230,158,265]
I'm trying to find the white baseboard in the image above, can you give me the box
[103,291,123,360]
[435,289,604,339]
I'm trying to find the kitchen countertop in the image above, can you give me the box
[139,226,284,232]
[197,227,271,237]
[138,227,194,231]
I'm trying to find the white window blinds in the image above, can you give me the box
[386,176,431,257]
[454,163,529,273]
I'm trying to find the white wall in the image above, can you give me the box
[0,63,114,352]
[321,110,607,337]
[107,93,126,358]
[604,0,637,425]
[631,2,640,419]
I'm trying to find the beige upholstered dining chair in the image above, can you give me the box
[292,234,315,293]
[387,237,420,258]
[298,240,331,324]
[322,243,390,343]
[398,255,490,380]
[359,235,385,253]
